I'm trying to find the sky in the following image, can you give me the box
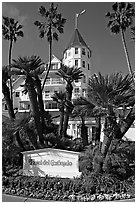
[2,1,135,75]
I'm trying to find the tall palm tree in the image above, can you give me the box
[11,56,45,147]
[34,2,66,90]
[2,16,24,101]
[57,65,83,137]
[52,91,66,137]
[2,66,15,120]
[88,72,135,173]
[106,2,135,76]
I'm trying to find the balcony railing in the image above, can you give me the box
[45,78,65,85]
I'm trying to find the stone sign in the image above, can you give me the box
[22,148,81,178]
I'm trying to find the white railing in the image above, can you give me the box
[45,78,65,85]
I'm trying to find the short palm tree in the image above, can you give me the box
[11,56,45,146]
[57,65,83,137]
[2,16,24,101]
[106,2,135,76]
[2,65,15,120]
[88,72,135,173]
[73,97,102,146]
[34,2,66,90]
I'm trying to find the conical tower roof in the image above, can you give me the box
[64,29,91,53]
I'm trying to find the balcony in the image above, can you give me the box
[45,78,65,86]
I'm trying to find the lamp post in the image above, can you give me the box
[75,9,86,29]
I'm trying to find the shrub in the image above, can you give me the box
[2,173,135,201]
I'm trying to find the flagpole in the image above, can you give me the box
[75,10,86,29]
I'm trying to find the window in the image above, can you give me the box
[45,78,50,84]
[82,89,86,97]
[15,92,20,97]
[75,79,79,83]
[52,103,58,109]
[82,48,86,55]
[75,59,78,67]
[52,78,64,84]
[88,51,90,58]
[82,61,85,68]
[83,75,86,83]
[74,88,79,93]
[88,64,90,70]
[72,124,75,129]
[5,104,8,110]
[45,91,50,97]
[51,63,58,70]
[75,47,78,54]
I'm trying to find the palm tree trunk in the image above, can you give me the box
[95,117,101,142]
[9,38,13,103]
[62,83,73,137]
[26,76,44,147]
[35,77,45,125]
[81,117,88,146]
[58,107,64,137]
[93,109,118,174]
[42,26,52,91]
[121,29,133,76]
[2,82,15,120]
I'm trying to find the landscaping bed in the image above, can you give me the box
[2,173,135,202]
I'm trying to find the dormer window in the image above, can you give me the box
[75,47,78,54]
[82,48,86,55]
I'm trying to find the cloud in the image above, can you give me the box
[2,2,27,25]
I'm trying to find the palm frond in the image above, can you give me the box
[88,72,134,110]
[2,16,24,42]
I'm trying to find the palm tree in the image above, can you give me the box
[34,2,66,90]
[11,56,45,147]
[2,66,15,120]
[52,91,66,137]
[73,97,102,146]
[88,72,135,173]
[31,65,46,125]
[106,2,135,76]
[72,97,93,146]
[2,16,24,101]
[57,65,83,137]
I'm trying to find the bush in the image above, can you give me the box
[79,140,135,179]
[2,174,135,201]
